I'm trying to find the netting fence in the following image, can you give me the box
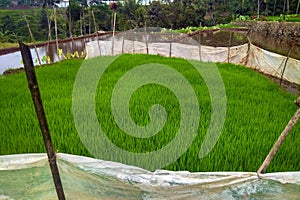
[86,28,300,85]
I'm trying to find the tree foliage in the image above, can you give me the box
[0,0,299,44]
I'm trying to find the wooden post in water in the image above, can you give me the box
[19,42,66,200]
[257,96,300,174]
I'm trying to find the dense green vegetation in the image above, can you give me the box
[0,8,68,43]
[0,54,299,172]
[264,14,300,22]
[1,0,300,45]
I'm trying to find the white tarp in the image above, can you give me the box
[0,153,300,200]
[0,153,299,199]
[86,36,300,85]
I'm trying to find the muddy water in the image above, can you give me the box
[193,30,248,47]
[0,35,110,74]
[0,40,84,74]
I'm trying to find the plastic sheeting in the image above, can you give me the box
[0,153,299,199]
[86,34,300,85]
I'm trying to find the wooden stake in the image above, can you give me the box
[144,23,148,54]
[91,10,102,56]
[169,42,172,58]
[257,96,300,174]
[132,31,135,54]
[227,31,233,63]
[23,12,42,66]
[54,7,59,52]
[198,31,202,61]
[19,42,66,200]
[244,36,251,66]
[46,8,53,64]
[68,0,72,38]
[280,46,294,86]
[112,12,117,55]
[122,33,125,54]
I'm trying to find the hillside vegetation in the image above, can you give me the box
[1,0,300,46]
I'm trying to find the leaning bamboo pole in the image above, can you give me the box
[22,12,42,66]
[257,96,300,174]
[280,46,294,86]
[19,42,66,200]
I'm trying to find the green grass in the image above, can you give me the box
[0,54,299,173]
[172,24,244,34]
[0,42,19,49]
[264,14,300,22]
[235,14,300,22]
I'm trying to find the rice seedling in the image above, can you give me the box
[0,54,299,172]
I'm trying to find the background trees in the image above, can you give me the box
[0,0,299,44]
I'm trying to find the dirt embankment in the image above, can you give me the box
[233,21,300,44]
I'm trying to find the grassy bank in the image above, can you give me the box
[0,54,299,172]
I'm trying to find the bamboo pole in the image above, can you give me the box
[68,0,72,38]
[257,0,260,18]
[169,42,172,57]
[19,42,66,200]
[198,31,202,61]
[80,8,83,36]
[46,8,53,64]
[132,31,135,54]
[112,12,117,55]
[122,33,125,54]
[23,12,42,66]
[144,23,148,54]
[227,31,233,63]
[91,10,102,56]
[68,0,74,54]
[280,46,294,86]
[244,36,251,66]
[54,7,59,52]
[257,96,300,174]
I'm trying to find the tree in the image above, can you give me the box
[120,0,141,29]
[0,0,10,8]
[18,0,34,6]
[1,15,16,34]
[38,9,49,40]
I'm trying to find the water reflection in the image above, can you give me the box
[0,36,99,74]
[192,30,248,47]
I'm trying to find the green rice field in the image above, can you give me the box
[0,54,299,172]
